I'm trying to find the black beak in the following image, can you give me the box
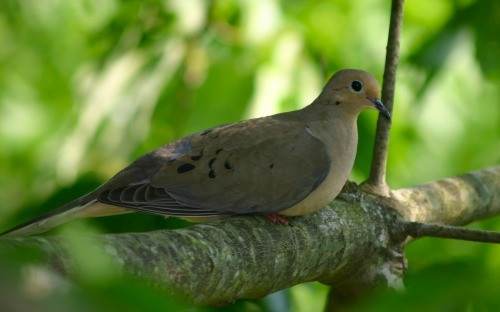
[368,98,391,120]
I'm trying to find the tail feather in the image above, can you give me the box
[1,195,131,237]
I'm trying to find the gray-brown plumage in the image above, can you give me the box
[1,69,390,236]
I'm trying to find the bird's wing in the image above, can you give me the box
[97,114,331,216]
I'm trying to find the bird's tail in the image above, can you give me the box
[1,194,131,237]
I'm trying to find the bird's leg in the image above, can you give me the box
[265,214,289,226]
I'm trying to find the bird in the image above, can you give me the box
[1,69,390,237]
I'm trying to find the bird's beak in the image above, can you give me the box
[368,98,391,120]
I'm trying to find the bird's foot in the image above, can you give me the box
[265,214,289,226]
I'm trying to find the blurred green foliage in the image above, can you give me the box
[0,0,498,311]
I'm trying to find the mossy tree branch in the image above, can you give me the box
[1,166,498,305]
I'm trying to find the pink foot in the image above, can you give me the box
[265,214,289,226]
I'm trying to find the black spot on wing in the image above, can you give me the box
[208,170,216,179]
[224,160,233,169]
[215,148,223,155]
[269,163,274,169]
[190,149,203,161]
[177,163,195,174]
[208,158,216,169]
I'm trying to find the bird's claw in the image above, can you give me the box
[265,214,290,226]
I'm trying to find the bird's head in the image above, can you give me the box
[319,69,391,120]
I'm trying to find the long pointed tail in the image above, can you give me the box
[1,195,131,237]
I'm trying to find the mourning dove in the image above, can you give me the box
[1,69,390,237]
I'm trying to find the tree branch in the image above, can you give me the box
[404,222,500,243]
[1,166,498,305]
[1,197,405,305]
[363,0,405,196]
[392,166,500,225]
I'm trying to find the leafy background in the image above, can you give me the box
[0,0,498,311]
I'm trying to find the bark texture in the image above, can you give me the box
[392,166,500,224]
[1,166,498,305]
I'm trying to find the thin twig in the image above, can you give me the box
[405,222,500,244]
[328,1,406,309]
[362,0,405,196]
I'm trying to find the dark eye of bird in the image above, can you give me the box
[351,80,362,92]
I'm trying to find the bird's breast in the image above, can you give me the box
[280,119,358,216]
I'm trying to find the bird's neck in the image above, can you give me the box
[298,102,359,155]
[296,104,359,191]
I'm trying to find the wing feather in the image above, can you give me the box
[96,113,331,217]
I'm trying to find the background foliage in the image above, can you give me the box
[0,0,498,311]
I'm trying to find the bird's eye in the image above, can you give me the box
[350,80,362,92]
